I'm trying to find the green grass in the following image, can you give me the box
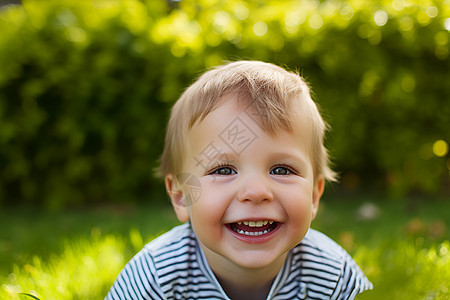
[0,202,180,300]
[314,195,450,299]
[1,195,449,299]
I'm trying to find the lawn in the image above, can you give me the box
[1,194,449,299]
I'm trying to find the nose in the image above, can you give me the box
[237,174,273,204]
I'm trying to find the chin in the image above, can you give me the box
[229,252,285,270]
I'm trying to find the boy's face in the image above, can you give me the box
[166,96,324,275]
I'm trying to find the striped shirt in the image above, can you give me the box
[106,223,372,300]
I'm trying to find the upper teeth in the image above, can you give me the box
[237,220,274,227]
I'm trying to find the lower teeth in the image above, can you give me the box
[236,229,269,236]
[233,223,276,236]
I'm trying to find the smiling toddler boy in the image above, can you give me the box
[106,61,373,300]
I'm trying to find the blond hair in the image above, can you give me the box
[157,61,337,182]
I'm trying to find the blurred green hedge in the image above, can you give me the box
[0,0,448,209]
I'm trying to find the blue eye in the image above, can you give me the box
[210,166,237,176]
[270,166,295,175]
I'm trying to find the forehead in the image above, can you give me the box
[188,96,313,155]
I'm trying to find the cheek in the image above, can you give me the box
[190,183,231,228]
[280,184,314,224]
[189,187,231,248]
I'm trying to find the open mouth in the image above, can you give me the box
[227,220,279,236]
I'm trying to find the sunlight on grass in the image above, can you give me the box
[356,239,450,299]
[1,200,449,299]
[2,230,449,299]
[1,229,127,300]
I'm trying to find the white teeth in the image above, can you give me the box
[232,221,277,236]
[238,220,272,227]
[236,229,270,236]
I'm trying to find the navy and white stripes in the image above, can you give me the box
[106,223,372,300]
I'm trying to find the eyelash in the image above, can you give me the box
[207,163,236,175]
[271,164,299,176]
[207,163,299,176]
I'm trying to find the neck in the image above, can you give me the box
[216,261,282,287]
[201,245,287,300]
[217,274,274,300]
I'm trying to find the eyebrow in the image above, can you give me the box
[269,150,309,161]
[269,151,311,171]
[208,152,237,164]
[208,151,310,169]
[193,151,238,171]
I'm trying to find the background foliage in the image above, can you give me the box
[0,0,449,209]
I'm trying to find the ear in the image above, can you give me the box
[165,174,190,223]
[311,177,325,220]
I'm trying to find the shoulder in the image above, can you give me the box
[141,223,226,299]
[143,222,196,256]
[133,222,198,281]
[300,228,351,262]
[106,223,197,300]
[288,229,373,300]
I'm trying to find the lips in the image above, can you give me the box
[227,220,278,236]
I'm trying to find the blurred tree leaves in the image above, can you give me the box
[0,0,448,209]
